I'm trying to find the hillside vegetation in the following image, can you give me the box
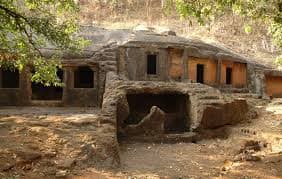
[78,0,281,67]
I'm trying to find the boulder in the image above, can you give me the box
[125,106,165,136]
[201,99,249,129]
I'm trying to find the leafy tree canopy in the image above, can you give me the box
[167,0,282,65]
[0,0,88,86]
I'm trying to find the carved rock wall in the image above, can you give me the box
[102,72,250,139]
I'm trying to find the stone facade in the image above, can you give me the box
[102,72,250,140]
[0,67,31,106]
[0,26,281,130]
[0,38,118,107]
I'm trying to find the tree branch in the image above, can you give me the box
[0,4,43,56]
[0,4,29,23]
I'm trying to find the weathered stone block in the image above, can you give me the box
[200,99,248,129]
[124,106,165,136]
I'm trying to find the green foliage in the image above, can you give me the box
[0,0,88,86]
[172,0,282,65]
[244,24,252,34]
[275,55,282,66]
[31,57,63,87]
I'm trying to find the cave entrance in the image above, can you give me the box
[1,68,20,88]
[196,64,204,83]
[226,67,232,85]
[147,54,157,75]
[31,69,64,101]
[74,66,94,88]
[125,93,189,133]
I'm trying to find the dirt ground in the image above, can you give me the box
[0,99,281,179]
[117,109,281,178]
[0,107,118,178]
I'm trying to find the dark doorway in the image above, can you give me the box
[125,93,189,133]
[74,66,94,88]
[226,67,232,85]
[196,64,204,83]
[2,69,19,88]
[31,69,63,100]
[147,54,157,75]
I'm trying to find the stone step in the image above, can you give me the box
[198,95,221,100]
[193,89,210,94]
[220,87,250,93]
[120,132,198,144]
[31,100,62,107]
[233,93,261,99]
[200,99,224,106]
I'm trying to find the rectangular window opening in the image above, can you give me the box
[196,64,204,83]
[226,67,232,85]
[147,54,157,75]
[31,68,63,100]
[1,69,20,88]
[74,66,94,88]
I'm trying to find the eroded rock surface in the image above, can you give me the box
[201,99,249,129]
[103,72,252,136]
[125,106,166,136]
[0,107,119,178]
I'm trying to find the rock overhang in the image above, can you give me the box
[102,72,250,142]
[38,26,269,69]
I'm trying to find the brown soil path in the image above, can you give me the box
[0,100,281,179]
[79,99,282,179]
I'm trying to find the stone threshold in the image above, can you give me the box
[119,132,198,144]
[31,100,62,107]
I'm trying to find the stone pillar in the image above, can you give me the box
[254,70,266,97]
[182,49,188,81]
[216,59,222,86]
[62,66,74,104]
[118,47,127,78]
[98,66,106,107]
[261,72,268,98]
[92,66,100,106]
[19,67,32,105]
[135,48,146,80]
[159,49,168,81]
[90,66,98,89]
[167,49,172,81]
